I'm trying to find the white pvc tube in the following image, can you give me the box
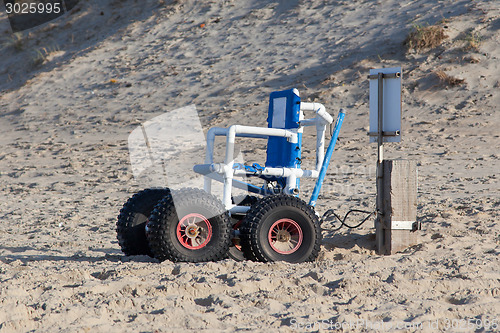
[233,125,298,143]
[300,102,318,112]
[316,126,326,171]
[204,127,270,193]
[300,102,333,124]
[204,123,318,208]
[300,102,334,172]
[222,125,300,208]
[204,127,228,193]
[299,118,316,127]
[222,125,237,208]
[205,127,227,163]
[286,173,297,194]
[232,167,318,178]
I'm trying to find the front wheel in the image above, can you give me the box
[146,188,231,262]
[240,194,321,263]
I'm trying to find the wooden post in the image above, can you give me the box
[376,159,418,254]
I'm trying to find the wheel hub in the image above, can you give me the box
[268,218,303,255]
[176,213,212,250]
[185,225,200,238]
[276,230,291,242]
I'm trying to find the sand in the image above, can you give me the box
[0,0,499,331]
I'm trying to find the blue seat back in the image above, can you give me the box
[266,89,302,169]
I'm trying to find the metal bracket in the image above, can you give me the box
[391,220,418,230]
[368,130,400,137]
[368,72,401,80]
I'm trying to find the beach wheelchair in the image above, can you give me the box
[117,88,345,263]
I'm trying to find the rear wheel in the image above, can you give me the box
[240,194,321,263]
[146,188,231,262]
[116,188,171,256]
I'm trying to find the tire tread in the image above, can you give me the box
[240,194,321,263]
[116,188,171,256]
[146,188,231,262]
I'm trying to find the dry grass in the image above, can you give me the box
[434,70,465,87]
[31,45,60,67]
[464,31,482,52]
[404,24,447,52]
[2,33,26,52]
[12,33,25,51]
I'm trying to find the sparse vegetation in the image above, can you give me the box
[404,24,447,52]
[12,33,25,51]
[31,45,60,67]
[3,33,26,52]
[32,49,46,67]
[464,31,481,52]
[434,70,465,87]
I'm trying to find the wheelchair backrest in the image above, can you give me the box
[266,88,302,169]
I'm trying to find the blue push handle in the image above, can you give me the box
[309,109,346,207]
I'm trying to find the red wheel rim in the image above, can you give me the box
[176,213,212,250]
[268,218,303,254]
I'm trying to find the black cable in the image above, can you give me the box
[321,208,375,231]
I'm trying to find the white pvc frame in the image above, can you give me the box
[202,102,334,214]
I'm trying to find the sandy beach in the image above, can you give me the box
[0,0,499,331]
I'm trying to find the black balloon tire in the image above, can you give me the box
[240,194,321,263]
[146,188,231,263]
[116,188,171,256]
